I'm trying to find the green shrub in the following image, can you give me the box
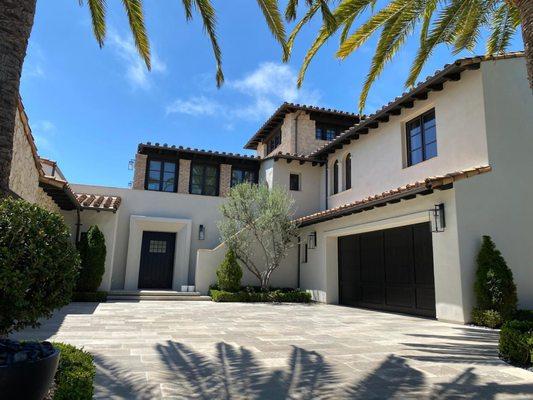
[499,320,533,367]
[71,291,108,302]
[471,308,503,328]
[77,226,106,292]
[0,199,80,335]
[210,289,311,303]
[473,236,517,322]
[52,342,95,400]
[513,309,533,322]
[216,249,242,292]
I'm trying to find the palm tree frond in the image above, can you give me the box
[256,0,288,58]
[87,0,106,48]
[195,0,224,87]
[285,1,322,62]
[122,0,151,70]
[285,0,299,21]
[182,0,193,20]
[452,0,491,54]
[487,3,520,54]
[320,0,337,32]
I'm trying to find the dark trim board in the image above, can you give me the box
[338,222,436,318]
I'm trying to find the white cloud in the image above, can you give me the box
[23,42,46,79]
[166,96,221,116]
[166,62,321,122]
[32,120,57,154]
[108,30,166,90]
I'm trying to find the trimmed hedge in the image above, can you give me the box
[71,291,108,303]
[77,226,106,292]
[499,320,533,367]
[216,250,242,292]
[52,343,95,400]
[210,288,311,303]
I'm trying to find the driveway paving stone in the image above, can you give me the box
[12,301,533,399]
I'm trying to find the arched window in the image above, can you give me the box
[333,160,339,194]
[345,154,351,190]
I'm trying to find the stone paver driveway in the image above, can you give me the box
[13,301,533,399]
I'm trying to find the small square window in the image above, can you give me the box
[289,174,300,191]
[149,240,167,253]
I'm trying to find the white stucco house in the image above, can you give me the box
[11,52,532,324]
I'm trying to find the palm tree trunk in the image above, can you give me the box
[0,0,37,196]
[515,0,533,89]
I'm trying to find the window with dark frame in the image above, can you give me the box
[190,163,219,196]
[231,168,257,187]
[345,154,351,190]
[315,124,341,141]
[266,130,282,154]
[146,160,176,192]
[289,173,300,191]
[333,160,339,194]
[406,109,437,166]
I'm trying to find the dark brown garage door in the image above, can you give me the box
[338,222,436,317]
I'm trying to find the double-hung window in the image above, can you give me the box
[190,163,219,196]
[231,168,257,187]
[406,109,437,166]
[146,160,176,192]
[316,124,340,141]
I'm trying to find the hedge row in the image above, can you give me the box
[210,289,311,303]
[71,291,108,303]
[499,320,533,367]
[52,343,95,400]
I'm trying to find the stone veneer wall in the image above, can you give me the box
[219,164,232,197]
[132,153,147,189]
[9,108,60,213]
[178,159,191,194]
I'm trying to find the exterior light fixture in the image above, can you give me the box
[307,232,317,249]
[199,224,206,240]
[431,203,446,232]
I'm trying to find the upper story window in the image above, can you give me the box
[266,130,282,154]
[316,124,340,141]
[146,160,176,192]
[344,154,351,190]
[289,173,300,191]
[231,168,257,187]
[333,160,339,194]
[406,109,437,166]
[190,163,219,196]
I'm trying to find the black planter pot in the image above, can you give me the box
[0,348,60,400]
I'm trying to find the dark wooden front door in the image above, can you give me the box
[338,222,436,317]
[138,231,176,289]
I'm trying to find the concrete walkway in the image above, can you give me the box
[13,301,533,399]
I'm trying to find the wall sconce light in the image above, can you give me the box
[431,203,446,232]
[307,232,317,249]
[199,224,206,240]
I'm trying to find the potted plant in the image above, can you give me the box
[0,198,80,399]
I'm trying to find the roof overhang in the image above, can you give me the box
[39,175,79,211]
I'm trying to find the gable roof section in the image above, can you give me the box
[310,52,525,158]
[244,102,360,150]
[296,165,491,227]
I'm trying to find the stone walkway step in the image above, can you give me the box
[107,290,212,301]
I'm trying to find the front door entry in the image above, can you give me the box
[138,231,176,289]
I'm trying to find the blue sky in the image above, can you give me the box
[21,0,524,188]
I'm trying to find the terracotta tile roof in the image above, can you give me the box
[311,52,525,158]
[38,175,78,211]
[263,152,325,165]
[296,165,491,227]
[138,143,259,161]
[75,193,122,212]
[244,102,361,150]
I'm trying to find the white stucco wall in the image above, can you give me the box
[195,240,298,294]
[327,68,489,209]
[454,57,533,312]
[70,184,225,290]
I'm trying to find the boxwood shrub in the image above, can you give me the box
[52,343,95,400]
[71,291,108,303]
[471,308,503,329]
[499,320,533,367]
[210,288,311,303]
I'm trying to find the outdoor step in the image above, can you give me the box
[107,290,211,301]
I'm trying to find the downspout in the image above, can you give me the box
[293,110,305,154]
[325,162,329,209]
[75,207,82,246]
[297,237,301,289]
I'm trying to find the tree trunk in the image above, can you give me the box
[0,0,36,196]
[515,0,533,90]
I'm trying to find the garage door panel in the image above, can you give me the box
[384,226,414,285]
[338,222,436,318]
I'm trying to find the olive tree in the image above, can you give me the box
[218,183,298,290]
